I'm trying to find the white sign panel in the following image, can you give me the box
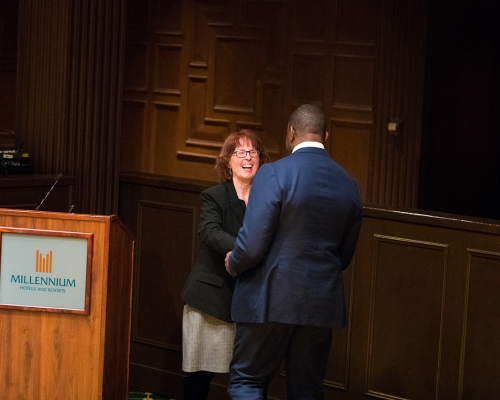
[0,230,92,313]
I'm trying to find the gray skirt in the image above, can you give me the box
[182,304,236,373]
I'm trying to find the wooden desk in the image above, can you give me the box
[0,174,76,212]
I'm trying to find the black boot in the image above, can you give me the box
[180,371,215,400]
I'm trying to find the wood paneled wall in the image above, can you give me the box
[351,205,500,399]
[0,174,75,211]
[14,0,126,215]
[6,0,429,211]
[119,173,210,397]
[0,0,18,130]
[120,173,500,399]
[122,0,428,208]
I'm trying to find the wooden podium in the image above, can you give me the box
[0,208,135,399]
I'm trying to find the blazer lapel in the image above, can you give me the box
[226,182,245,225]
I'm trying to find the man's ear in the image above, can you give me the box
[324,130,329,142]
[288,125,296,143]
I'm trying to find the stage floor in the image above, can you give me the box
[129,389,173,399]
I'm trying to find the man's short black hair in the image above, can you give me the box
[288,104,326,138]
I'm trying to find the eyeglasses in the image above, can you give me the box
[231,150,260,158]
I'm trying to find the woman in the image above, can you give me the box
[180,129,270,399]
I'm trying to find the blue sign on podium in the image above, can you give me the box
[0,228,93,313]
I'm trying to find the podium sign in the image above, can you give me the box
[0,227,93,313]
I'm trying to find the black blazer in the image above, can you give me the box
[181,181,245,323]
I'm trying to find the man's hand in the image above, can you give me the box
[225,251,232,274]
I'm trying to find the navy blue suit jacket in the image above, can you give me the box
[228,147,362,328]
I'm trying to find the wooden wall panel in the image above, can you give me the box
[154,0,182,34]
[189,4,211,67]
[323,265,355,392]
[350,206,500,400]
[333,56,374,111]
[259,83,285,154]
[122,0,431,204]
[5,0,431,221]
[292,53,327,105]
[121,100,147,172]
[367,236,447,399]
[336,0,378,43]
[133,200,197,348]
[180,1,286,164]
[331,123,371,201]
[460,249,500,398]
[213,36,259,112]
[124,42,149,91]
[0,0,18,130]
[242,2,287,71]
[120,175,500,399]
[0,175,75,212]
[153,103,182,175]
[293,0,331,42]
[156,45,182,94]
[186,75,223,143]
[119,173,211,397]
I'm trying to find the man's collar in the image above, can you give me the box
[292,141,324,153]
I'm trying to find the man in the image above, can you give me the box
[224,103,362,399]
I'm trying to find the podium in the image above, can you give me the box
[0,208,135,399]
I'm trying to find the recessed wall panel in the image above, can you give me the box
[187,75,228,142]
[461,250,500,398]
[123,43,148,91]
[367,236,447,400]
[133,201,197,350]
[331,122,370,202]
[155,0,182,33]
[324,266,355,390]
[120,100,146,171]
[336,0,378,44]
[155,45,181,94]
[241,1,287,70]
[190,1,234,67]
[126,0,149,33]
[333,56,374,110]
[292,53,325,105]
[153,103,180,174]
[259,83,285,156]
[294,0,328,42]
[214,37,258,112]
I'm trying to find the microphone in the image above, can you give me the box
[36,173,63,211]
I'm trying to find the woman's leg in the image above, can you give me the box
[181,370,216,400]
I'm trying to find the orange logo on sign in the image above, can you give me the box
[36,250,53,273]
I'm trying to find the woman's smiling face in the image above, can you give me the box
[228,137,260,185]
